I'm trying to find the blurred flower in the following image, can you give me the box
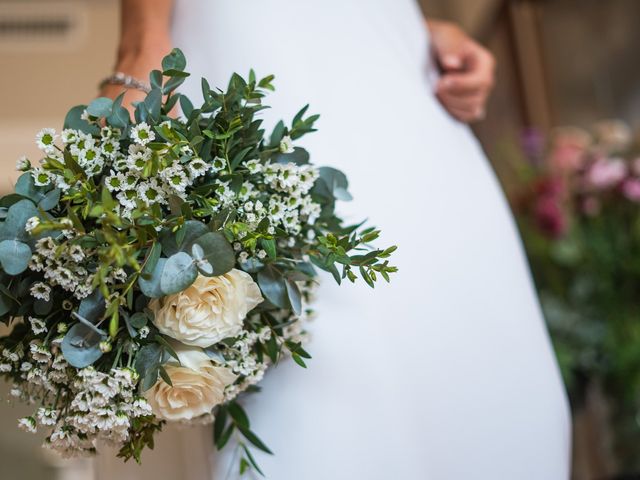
[592,119,632,153]
[534,176,566,198]
[548,126,592,173]
[520,128,546,164]
[622,178,640,202]
[534,195,567,238]
[585,157,627,189]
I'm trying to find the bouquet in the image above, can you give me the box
[514,120,640,467]
[0,49,396,473]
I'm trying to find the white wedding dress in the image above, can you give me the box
[96,0,571,478]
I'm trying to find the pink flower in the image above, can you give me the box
[534,195,567,238]
[585,158,627,189]
[548,126,592,172]
[622,178,640,202]
[534,176,565,198]
[548,144,585,172]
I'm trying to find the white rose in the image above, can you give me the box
[149,270,263,347]
[145,344,236,422]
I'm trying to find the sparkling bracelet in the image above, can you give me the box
[99,72,151,93]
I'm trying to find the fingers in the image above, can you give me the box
[447,105,486,123]
[437,90,487,119]
[435,44,495,123]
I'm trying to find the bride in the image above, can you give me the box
[97,0,571,478]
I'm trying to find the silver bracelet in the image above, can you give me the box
[99,72,151,93]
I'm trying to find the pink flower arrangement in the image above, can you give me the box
[517,120,639,239]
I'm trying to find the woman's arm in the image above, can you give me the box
[426,19,496,123]
[100,0,174,107]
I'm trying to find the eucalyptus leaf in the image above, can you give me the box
[86,97,114,118]
[143,88,163,123]
[0,239,31,275]
[129,312,148,329]
[192,232,235,276]
[285,279,302,316]
[139,258,167,298]
[63,105,100,135]
[160,252,197,295]
[135,343,163,391]
[77,289,106,323]
[61,323,105,368]
[257,266,290,309]
[162,48,187,72]
[108,92,130,129]
[160,221,209,256]
[315,166,352,201]
[0,199,38,243]
[275,147,310,166]
[38,188,60,211]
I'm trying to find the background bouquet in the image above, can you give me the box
[513,120,640,469]
[0,49,396,474]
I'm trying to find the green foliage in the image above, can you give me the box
[512,125,640,469]
[0,48,396,472]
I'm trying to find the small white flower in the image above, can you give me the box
[18,416,37,433]
[279,135,294,154]
[187,158,209,178]
[0,363,12,372]
[2,349,19,362]
[131,123,155,145]
[36,407,58,426]
[32,169,53,187]
[211,156,227,173]
[100,126,115,139]
[16,156,31,171]
[30,341,51,359]
[258,327,272,342]
[139,326,150,339]
[101,138,121,158]
[10,387,21,398]
[61,129,80,145]
[78,146,101,165]
[36,128,57,152]
[161,164,189,193]
[25,216,40,233]
[244,159,263,174]
[30,282,51,301]
[138,180,165,205]
[67,244,85,262]
[256,249,267,259]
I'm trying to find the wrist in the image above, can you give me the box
[116,38,172,75]
[426,19,461,37]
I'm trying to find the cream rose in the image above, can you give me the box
[149,270,263,347]
[145,344,236,421]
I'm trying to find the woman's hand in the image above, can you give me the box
[427,20,496,123]
[99,0,173,116]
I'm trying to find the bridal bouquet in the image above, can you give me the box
[514,120,640,467]
[0,49,396,472]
